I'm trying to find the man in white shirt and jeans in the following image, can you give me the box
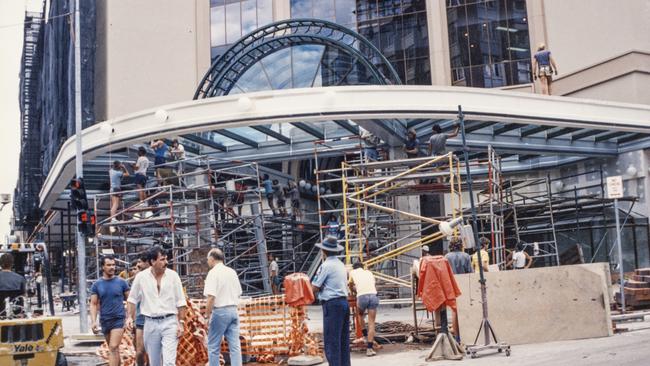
[204,248,243,366]
[126,246,186,366]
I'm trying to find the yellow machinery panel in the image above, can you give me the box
[0,317,65,366]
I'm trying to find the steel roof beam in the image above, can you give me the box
[571,129,603,141]
[249,125,291,144]
[617,133,650,145]
[333,119,360,135]
[493,123,524,136]
[520,125,554,137]
[182,134,227,152]
[465,121,497,133]
[547,127,580,139]
[595,131,627,142]
[214,129,259,148]
[291,122,324,139]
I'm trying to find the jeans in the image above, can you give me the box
[143,315,178,366]
[322,297,351,366]
[208,306,242,366]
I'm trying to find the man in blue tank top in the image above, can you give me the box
[533,43,559,95]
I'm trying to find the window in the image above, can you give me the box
[210,0,274,60]
[447,0,531,87]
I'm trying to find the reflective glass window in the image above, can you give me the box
[446,0,531,87]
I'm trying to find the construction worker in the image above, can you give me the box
[533,43,559,95]
[132,147,149,201]
[288,180,302,221]
[507,241,532,270]
[404,128,420,158]
[472,237,490,273]
[273,179,287,217]
[349,262,379,357]
[109,160,129,219]
[133,252,150,366]
[204,248,243,366]
[445,238,472,274]
[428,124,459,156]
[262,174,276,215]
[361,129,380,162]
[0,253,26,316]
[326,214,341,239]
[90,256,130,366]
[269,254,280,295]
[126,246,187,366]
[170,139,186,176]
[312,236,351,366]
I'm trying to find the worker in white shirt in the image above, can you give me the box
[170,139,186,175]
[349,262,379,357]
[508,241,532,270]
[269,254,280,295]
[204,248,243,366]
[126,246,187,366]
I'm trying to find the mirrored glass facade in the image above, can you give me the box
[290,0,431,85]
[210,0,273,60]
[447,0,531,87]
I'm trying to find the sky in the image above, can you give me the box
[0,1,26,240]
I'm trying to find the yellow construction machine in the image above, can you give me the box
[0,242,67,366]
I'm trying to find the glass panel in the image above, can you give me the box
[313,0,335,21]
[403,0,426,13]
[378,0,401,17]
[227,127,277,142]
[233,62,273,93]
[261,48,293,89]
[208,131,239,147]
[292,44,326,88]
[225,2,242,44]
[447,5,470,68]
[241,0,257,34]
[335,0,356,27]
[210,5,226,47]
[379,16,402,62]
[257,0,273,26]
[291,0,312,18]
[405,57,431,85]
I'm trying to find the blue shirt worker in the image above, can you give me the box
[532,43,559,95]
[150,139,168,166]
[261,174,277,215]
[90,256,130,366]
[312,236,351,366]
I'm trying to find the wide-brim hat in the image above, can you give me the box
[315,236,344,252]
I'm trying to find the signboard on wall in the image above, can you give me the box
[606,176,623,199]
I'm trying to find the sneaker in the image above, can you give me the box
[366,348,376,357]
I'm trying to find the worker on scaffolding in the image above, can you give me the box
[312,236,351,366]
[262,174,277,216]
[170,139,186,177]
[349,261,379,357]
[326,214,342,239]
[273,179,287,217]
[361,128,381,162]
[288,180,302,221]
[132,147,150,202]
[472,237,490,273]
[403,128,420,158]
[109,160,129,219]
[150,139,168,177]
[428,124,459,157]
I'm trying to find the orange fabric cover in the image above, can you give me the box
[417,255,462,312]
[284,273,315,307]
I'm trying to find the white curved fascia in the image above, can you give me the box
[39,85,650,209]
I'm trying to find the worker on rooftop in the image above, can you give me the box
[533,43,559,96]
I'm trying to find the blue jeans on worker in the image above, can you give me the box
[208,305,242,366]
[143,314,178,366]
[322,297,351,366]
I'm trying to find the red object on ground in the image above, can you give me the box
[417,255,462,312]
[284,273,315,307]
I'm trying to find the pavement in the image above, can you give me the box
[58,306,650,366]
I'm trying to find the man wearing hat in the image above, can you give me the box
[311,236,350,366]
[412,245,431,278]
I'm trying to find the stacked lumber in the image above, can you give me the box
[616,268,650,308]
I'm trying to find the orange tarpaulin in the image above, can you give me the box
[417,256,462,312]
[284,273,315,307]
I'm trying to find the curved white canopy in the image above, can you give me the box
[40,85,650,209]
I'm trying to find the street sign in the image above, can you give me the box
[606,176,623,199]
